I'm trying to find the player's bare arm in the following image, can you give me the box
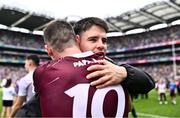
[11,96,25,117]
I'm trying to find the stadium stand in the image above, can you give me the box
[1,0,180,84]
[0,29,50,83]
[107,25,180,81]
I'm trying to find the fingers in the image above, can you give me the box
[90,75,109,86]
[86,70,105,79]
[87,60,109,72]
[95,81,112,89]
[87,64,104,72]
[90,75,111,88]
[86,59,120,89]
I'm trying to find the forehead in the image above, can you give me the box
[81,25,107,38]
[25,59,31,63]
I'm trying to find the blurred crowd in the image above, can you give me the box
[0,25,180,52]
[139,64,173,82]
[0,29,44,49]
[0,65,26,83]
[107,25,180,52]
[0,25,180,85]
[0,23,180,118]
[0,25,180,84]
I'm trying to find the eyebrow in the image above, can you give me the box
[88,36,99,39]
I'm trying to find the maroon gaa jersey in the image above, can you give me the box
[33,52,129,117]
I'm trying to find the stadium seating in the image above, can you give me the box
[1,25,180,83]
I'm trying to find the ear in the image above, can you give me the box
[44,44,48,53]
[29,60,33,66]
[75,35,81,44]
[44,44,53,56]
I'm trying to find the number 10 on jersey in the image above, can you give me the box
[65,84,125,118]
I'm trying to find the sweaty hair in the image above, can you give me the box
[26,55,40,66]
[43,20,76,52]
[4,79,12,88]
[74,17,108,36]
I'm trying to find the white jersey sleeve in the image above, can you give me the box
[17,72,34,101]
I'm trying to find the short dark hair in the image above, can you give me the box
[26,55,40,66]
[43,20,76,52]
[74,17,108,36]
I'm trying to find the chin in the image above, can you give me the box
[95,52,105,57]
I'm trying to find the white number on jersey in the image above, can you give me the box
[65,84,125,118]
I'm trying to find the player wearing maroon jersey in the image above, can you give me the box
[33,20,129,117]
[15,17,154,117]
[34,52,129,117]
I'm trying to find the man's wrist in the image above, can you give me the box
[118,65,127,81]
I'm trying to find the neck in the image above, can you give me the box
[54,46,82,60]
[28,66,37,72]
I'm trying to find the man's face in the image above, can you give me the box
[78,25,107,55]
[24,59,31,71]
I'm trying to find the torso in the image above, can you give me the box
[34,52,129,117]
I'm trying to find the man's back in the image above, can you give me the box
[34,52,129,117]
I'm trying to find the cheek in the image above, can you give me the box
[82,45,93,52]
[25,63,28,67]
[80,42,93,51]
[24,64,28,70]
[104,45,107,50]
[25,62,30,68]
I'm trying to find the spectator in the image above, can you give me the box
[169,79,177,105]
[157,79,168,104]
[10,55,40,117]
[1,78,16,118]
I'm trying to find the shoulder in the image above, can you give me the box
[18,74,29,84]
[17,75,31,88]
[19,71,33,82]
[33,60,60,81]
[34,61,52,76]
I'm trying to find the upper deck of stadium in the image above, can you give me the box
[0,0,180,33]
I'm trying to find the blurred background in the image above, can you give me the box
[0,0,180,117]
